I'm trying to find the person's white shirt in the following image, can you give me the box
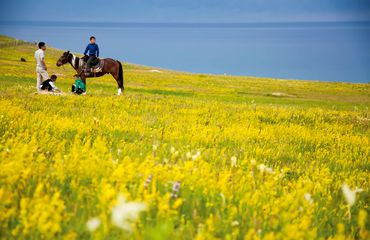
[34,49,45,69]
[49,81,59,91]
[39,80,59,91]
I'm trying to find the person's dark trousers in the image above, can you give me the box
[41,82,53,91]
[86,55,96,72]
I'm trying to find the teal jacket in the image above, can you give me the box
[75,78,86,91]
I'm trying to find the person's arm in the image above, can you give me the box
[96,44,99,58]
[42,59,47,70]
[84,44,89,56]
[41,51,47,70]
[49,81,59,91]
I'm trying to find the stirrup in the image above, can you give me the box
[84,71,94,77]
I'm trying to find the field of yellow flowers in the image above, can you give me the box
[0,35,369,239]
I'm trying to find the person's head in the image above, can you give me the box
[90,36,96,44]
[50,74,57,82]
[38,42,46,51]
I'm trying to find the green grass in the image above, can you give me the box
[0,35,368,109]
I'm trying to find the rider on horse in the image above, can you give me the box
[83,36,99,74]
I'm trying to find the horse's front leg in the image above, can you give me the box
[81,75,87,95]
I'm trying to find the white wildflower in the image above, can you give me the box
[86,217,101,232]
[152,144,158,151]
[304,193,313,204]
[258,164,274,174]
[192,150,201,160]
[231,156,237,168]
[258,164,266,172]
[111,194,147,231]
[342,183,356,206]
[231,220,239,226]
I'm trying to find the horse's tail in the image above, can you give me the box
[117,60,124,89]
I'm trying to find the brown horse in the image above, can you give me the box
[56,51,124,95]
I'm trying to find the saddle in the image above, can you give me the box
[81,55,104,73]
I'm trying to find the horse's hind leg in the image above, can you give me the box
[112,74,123,96]
[114,61,124,96]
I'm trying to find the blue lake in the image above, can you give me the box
[1,21,369,83]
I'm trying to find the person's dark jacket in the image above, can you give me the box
[84,43,99,57]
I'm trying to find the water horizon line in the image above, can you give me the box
[1,20,370,29]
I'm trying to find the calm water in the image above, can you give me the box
[1,21,369,83]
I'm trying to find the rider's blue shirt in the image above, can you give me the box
[84,43,99,57]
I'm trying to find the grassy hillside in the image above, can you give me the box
[0,35,369,239]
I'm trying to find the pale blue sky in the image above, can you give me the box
[1,0,370,23]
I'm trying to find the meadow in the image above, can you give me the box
[0,35,369,239]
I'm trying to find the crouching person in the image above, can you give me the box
[72,74,86,94]
[40,74,60,92]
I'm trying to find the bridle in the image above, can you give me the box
[59,52,84,74]
[60,52,71,70]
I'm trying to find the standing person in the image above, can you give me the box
[34,42,49,91]
[83,36,99,74]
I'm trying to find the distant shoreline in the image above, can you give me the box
[1,20,370,29]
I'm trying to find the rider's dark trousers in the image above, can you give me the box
[86,55,97,71]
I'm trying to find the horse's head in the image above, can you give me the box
[56,51,71,67]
